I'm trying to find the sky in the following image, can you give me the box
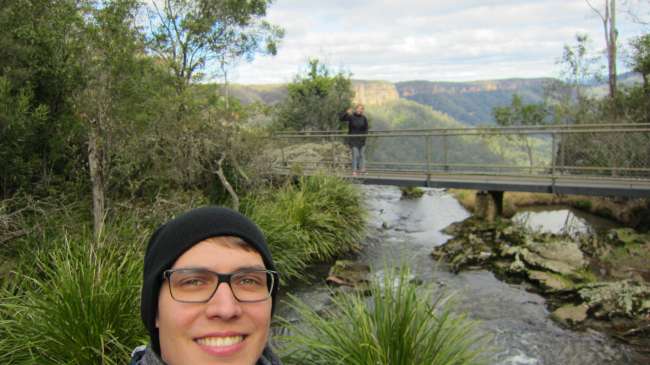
[228,0,649,84]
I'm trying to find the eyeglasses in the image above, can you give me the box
[163,268,278,303]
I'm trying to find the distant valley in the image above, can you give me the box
[227,73,641,128]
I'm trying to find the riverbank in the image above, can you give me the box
[432,216,650,359]
[449,189,650,231]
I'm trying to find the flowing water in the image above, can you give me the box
[278,185,640,364]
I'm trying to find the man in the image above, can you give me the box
[131,206,282,365]
[339,103,369,176]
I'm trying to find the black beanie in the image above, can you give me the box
[140,206,278,355]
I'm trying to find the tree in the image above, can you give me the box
[276,59,354,131]
[623,0,650,26]
[630,33,650,89]
[493,94,547,172]
[551,33,602,125]
[586,0,618,99]
[74,0,145,241]
[145,0,283,102]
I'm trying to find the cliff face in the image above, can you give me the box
[352,80,400,106]
[396,78,552,97]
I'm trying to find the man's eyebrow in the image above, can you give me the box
[175,265,267,272]
[234,265,267,272]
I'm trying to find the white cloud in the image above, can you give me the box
[228,0,648,84]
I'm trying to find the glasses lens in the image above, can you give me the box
[168,269,218,303]
[230,270,273,302]
[167,269,274,303]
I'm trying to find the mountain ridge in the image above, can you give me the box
[226,73,641,126]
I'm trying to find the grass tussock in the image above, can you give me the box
[244,174,366,281]
[0,227,148,365]
[278,266,490,365]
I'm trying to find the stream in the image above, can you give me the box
[278,185,640,365]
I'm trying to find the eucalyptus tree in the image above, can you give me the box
[143,0,283,210]
[630,33,650,89]
[145,0,283,106]
[74,0,148,241]
[276,59,354,131]
[586,0,618,99]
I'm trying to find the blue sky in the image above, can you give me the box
[228,0,649,84]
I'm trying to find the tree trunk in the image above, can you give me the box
[88,116,105,242]
[215,153,239,211]
[608,0,617,100]
[586,0,618,100]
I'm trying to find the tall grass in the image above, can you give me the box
[278,266,490,365]
[0,218,148,365]
[244,175,366,281]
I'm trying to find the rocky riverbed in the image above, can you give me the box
[432,217,650,355]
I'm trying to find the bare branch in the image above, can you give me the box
[585,0,607,21]
[214,153,240,211]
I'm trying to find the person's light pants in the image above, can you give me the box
[352,146,365,171]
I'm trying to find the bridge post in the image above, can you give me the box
[475,190,504,222]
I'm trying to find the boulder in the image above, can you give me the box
[520,240,587,276]
[326,260,370,290]
[527,270,573,292]
[551,304,589,325]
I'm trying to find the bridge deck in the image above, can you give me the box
[278,169,650,197]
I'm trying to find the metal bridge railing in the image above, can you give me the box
[270,124,650,181]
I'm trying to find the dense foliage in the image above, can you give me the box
[245,175,366,281]
[275,59,354,131]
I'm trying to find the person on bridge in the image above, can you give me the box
[340,103,369,176]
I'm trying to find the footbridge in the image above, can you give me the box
[270,123,650,218]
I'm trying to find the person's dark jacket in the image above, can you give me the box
[339,111,368,147]
[129,344,282,365]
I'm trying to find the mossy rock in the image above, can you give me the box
[326,260,371,289]
[527,270,574,292]
[578,280,650,319]
[606,228,649,246]
[520,239,587,277]
[551,303,589,325]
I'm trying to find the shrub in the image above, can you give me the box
[573,199,593,211]
[277,266,490,365]
[244,174,366,281]
[0,223,147,364]
[400,186,425,199]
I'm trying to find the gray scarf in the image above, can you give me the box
[131,344,282,365]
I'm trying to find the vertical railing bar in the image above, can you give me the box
[443,131,449,172]
[551,132,557,176]
[426,134,432,185]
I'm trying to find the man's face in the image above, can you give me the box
[355,105,364,115]
[156,237,272,365]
